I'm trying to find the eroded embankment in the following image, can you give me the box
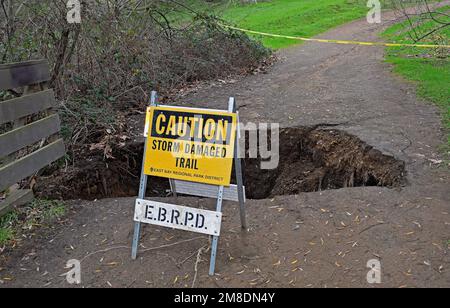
[36,127,406,200]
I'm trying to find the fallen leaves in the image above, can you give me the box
[268,206,284,212]
[289,278,296,286]
[272,260,281,267]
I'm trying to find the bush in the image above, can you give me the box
[1,0,270,156]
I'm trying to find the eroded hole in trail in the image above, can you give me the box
[244,127,406,199]
[36,127,406,200]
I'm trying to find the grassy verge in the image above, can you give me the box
[172,0,394,50]
[0,199,66,246]
[220,0,373,49]
[382,7,450,157]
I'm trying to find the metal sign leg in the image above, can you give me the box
[209,185,224,276]
[229,97,247,230]
[131,151,149,259]
[131,165,148,259]
[235,155,247,230]
[131,91,157,260]
[169,179,178,197]
[131,221,142,260]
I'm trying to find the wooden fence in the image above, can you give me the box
[0,60,65,217]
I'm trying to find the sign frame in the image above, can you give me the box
[131,91,247,276]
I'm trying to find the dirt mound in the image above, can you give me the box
[36,142,168,200]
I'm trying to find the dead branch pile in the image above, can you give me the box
[0,0,270,176]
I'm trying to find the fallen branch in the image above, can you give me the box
[141,237,206,253]
[80,236,207,263]
[192,244,210,288]
[80,245,129,263]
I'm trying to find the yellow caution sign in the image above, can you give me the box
[143,106,237,186]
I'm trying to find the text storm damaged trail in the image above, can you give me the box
[144,106,237,186]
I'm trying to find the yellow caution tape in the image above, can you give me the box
[222,24,450,49]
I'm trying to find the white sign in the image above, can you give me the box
[134,199,222,236]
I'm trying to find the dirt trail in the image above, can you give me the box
[1,12,449,288]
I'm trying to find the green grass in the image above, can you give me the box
[40,200,66,221]
[170,0,380,50]
[382,7,450,154]
[0,226,14,244]
[0,212,19,246]
[0,199,66,246]
[220,0,373,49]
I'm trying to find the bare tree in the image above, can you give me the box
[0,0,25,62]
[389,0,450,43]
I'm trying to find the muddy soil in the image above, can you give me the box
[35,127,406,200]
[245,127,406,199]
